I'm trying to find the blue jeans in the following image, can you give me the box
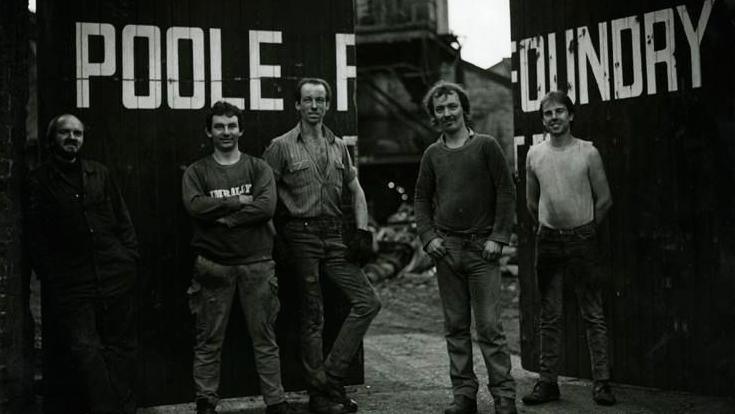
[434,232,516,400]
[535,223,611,383]
[281,218,381,395]
[187,257,285,406]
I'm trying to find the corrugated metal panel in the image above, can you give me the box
[511,0,735,396]
[37,0,358,406]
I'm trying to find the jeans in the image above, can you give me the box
[434,232,516,400]
[535,222,611,383]
[188,257,285,406]
[281,218,381,395]
[42,288,137,414]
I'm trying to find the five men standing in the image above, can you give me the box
[414,82,518,414]
[182,101,295,414]
[27,114,139,414]
[264,78,381,414]
[28,85,617,413]
[523,91,616,406]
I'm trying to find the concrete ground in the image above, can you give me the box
[138,333,735,413]
[138,271,735,414]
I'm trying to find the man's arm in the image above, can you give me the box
[413,149,446,258]
[346,176,369,230]
[337,143,368,230]
[485,137,516,245]
[107,172,140,257]
[181,164,243,221]
[588,146,613,224]
[217,162,277,228]
[525,150,540,225]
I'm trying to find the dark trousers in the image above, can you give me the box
[188,257,285,407]
[42,288,137,414]
[281,218,381,395]
[434,233,516,400]
[535,223,611,383]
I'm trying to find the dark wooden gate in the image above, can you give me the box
[37,0,359,406]
[511,0,735,396]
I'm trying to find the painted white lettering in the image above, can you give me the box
[122,25,162,109]
[209,28,245,109]
[76,22,116,108]
[676,0,714,88]
[547,33,558,91]
[335,33,356,112]
[645,9,678,95]
[565,29,576,102]
[519,36,546,112]
[611,16,644,99]
[166,27,206,109]
[577,23,610,104]
[249,30,283,111]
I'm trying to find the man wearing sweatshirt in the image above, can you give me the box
[182,101,294,414]
[414,81,518,414]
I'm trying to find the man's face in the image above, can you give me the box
[296,83,329,125]
[53,115,84,160]
[541,100,574,136]
[432,91,466,134]
[206,114,243,152]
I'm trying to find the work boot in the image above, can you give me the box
[444,395,477,414]
[266,401,298,414]
[492,396,518,414]
[326,374,358,413]
[593,381,617,406]
[521,381,560,405]
[309,394,346,414]
[196,400,217,414]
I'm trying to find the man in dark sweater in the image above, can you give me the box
[181,101,294,414]
[27,114,139,414]
[414,82,518,414]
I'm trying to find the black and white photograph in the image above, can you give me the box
[0,0,733,413]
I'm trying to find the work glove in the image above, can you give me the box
[347,228,375,265]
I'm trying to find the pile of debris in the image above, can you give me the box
[363,203,518,283]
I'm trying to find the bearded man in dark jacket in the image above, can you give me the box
[26,114,139,414]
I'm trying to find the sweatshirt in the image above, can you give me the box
[181,153,276,264]
[414,132,516,246]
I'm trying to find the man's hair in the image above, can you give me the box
[294,77,332,102]
[422,81,473,128]
[206,101,244,131]
[539,90,575,117]
[46,113,84,143]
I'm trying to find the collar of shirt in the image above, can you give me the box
[49,158,98,181]
[287,121,337,144]
[439,128,475,147]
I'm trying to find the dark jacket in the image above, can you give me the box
[26,158,139,298]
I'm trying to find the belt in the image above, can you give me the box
[539,221,595,236]
[286,216,341,222]
[436,229,493,241]
[285,216,343,227]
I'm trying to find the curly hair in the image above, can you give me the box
[422,81,473,128]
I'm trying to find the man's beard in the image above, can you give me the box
[54,141,80,161]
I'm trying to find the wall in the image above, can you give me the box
[511,0,735,395]
[0,1,32,413]
[36,0,359,406]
